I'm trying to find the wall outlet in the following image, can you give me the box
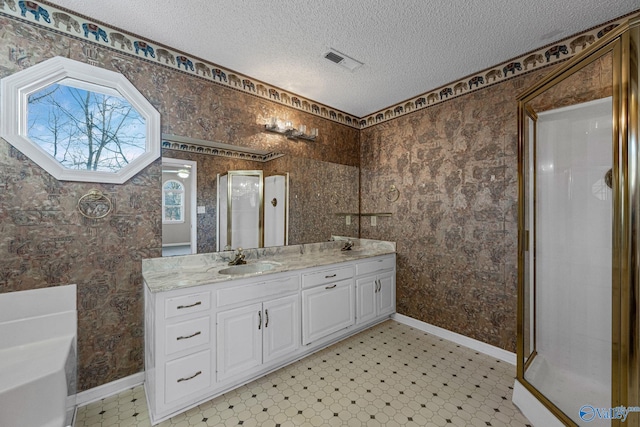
[371,216,377,227]
[346,215,351,225]
[197,206,206,214]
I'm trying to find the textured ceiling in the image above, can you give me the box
[49,0,639,117]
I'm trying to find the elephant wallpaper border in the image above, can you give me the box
[0,1,634,129]
[0,0,361,128]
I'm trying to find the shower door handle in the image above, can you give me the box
[605,168,613,189]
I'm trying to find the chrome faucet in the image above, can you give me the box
[228,248,246,265]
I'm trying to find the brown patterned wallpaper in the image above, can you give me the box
[266,155,360,245]
[0,7,619,391]
[0,15,358,391]
[359,73,545,351]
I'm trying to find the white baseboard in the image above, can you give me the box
[512,379,565,427]
[75,372,144,407]
[392,313,516,365]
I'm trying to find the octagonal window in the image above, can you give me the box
[1,56,160,184]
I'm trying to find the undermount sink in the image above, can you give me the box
[218,262,278,276]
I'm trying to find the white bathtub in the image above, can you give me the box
[0,284,77,427]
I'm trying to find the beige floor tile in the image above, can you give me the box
[76,320,531,427]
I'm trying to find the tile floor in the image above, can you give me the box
[75,320,532,427]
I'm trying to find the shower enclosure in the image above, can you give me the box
[218,170,264,250]
[515,17,639,426]
[217,170,289,251]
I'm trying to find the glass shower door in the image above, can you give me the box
[217,170,264,250]
[526,98,613,426]
[519,48,615,426]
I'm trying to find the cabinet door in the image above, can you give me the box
[263,294,299,363]
[302,279,354,345]
[377,271,395,317]
[216,302,262,382]
[356,276,376,325]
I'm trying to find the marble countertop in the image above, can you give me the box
[143,237,396,293]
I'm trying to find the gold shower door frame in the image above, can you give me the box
[517,17,640,427]
[223,170,264,250]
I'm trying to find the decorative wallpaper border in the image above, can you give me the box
[1,1,635,129]
[0,0,360,128]
[359,12,637,128]
[162,140,284,163]
[359,16,631,128]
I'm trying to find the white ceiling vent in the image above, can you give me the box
[323,48,363,72]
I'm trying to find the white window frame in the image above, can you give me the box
[0,56,160,184]
[162,179,185,224]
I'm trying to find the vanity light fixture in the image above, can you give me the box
[265,117,318,141]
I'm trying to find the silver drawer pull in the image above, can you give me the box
[176,331,202,341]
[325,284,337,289]
[177,371,202,383]
[177,301,202,309]
[325,274,337,278]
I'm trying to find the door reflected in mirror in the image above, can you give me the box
[162,157,197,257]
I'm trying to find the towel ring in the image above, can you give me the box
[386,185,400,202]
[77,189,112,219]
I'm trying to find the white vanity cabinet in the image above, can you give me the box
[144,249,396,425]
[216,274,300,382]
[355,255,396,325]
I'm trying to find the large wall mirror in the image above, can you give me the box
[0,56,161,184]
[162,135,360,255]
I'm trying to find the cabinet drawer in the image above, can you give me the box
[165,316,210,356]
[356,256,395,276]
[217,275,299,308]
[165,291,211,319]
[302,266,353,289]
[165,350,211,404]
